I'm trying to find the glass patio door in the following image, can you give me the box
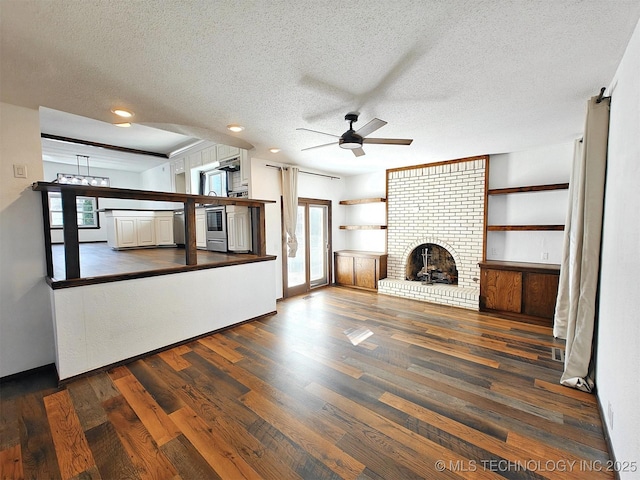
[284,198,331,297]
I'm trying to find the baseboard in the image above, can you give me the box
[0,363,58,384]
[596,393,620,480]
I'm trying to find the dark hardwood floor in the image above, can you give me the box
[0,287,611,479]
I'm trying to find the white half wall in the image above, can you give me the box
[596,18,640,479]
[51,260,277,380]
[0,102,54,377]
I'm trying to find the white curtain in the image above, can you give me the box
[554,95,610,392]
[281,166,299,258]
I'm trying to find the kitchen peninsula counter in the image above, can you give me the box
[33,182,278,381]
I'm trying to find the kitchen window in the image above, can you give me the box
[48,193,99,229]
[204,169,227,196]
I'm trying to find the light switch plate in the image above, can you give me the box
[13,164,27,178]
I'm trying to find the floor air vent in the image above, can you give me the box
[551,347,565,362]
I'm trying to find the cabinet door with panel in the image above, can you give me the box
[227,205,252,252]
[201,146,217,166]
[335,255,355,286]
[155,215,174,245]
[187,152,202,170]
[522,272,559,319]
[240,150,250,185]
[115,218,137,248]
[354,257,376,290]
[217,144,240,161]
[136,217,156,246]
[196,210,207,249]
[480,268,522,313]
[173,157,185,174]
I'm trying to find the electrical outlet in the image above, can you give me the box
[490,248,497,255]
[541,252,549,260]
[608,401,614,430]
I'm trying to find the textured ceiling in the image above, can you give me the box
[2,1,640,176]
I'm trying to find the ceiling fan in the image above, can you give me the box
[297,112,413,157]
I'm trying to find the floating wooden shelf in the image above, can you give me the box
[487,225,564,231]
[340,225,387,230]
[339,197,387,205]
[487,183,569,195]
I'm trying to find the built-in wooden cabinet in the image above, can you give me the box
[479,261,560,323]
[334,250,387,291]
[336,197,387,290]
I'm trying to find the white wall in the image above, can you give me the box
[249,158,347,298]
[342,171,387,252]
[0,102,55,377]
[487,142,573,264]
[596,18,640,479]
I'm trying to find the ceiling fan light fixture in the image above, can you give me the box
[339,131,363,150]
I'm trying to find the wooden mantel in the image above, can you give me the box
[32,182,275,281]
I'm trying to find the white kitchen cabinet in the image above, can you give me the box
[155,214,175,245]
[187,152,202,170]
[136,217,156,246]
[106,211,175,249]
[216,144,240,162]
[201,146,217,167]
[240,149,250,186]
[226,205,252,252]
[196,209,207,249]
[114,217,137,248]
[173,157,186,174]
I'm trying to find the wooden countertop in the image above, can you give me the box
[479,260,560,274]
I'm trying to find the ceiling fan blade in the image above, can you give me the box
[296,128,340,138]
[352,147,365,157]
[355,118,387,137]
[301,141,338,151]
[363,137,413,145]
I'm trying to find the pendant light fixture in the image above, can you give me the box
[56,155,110,187]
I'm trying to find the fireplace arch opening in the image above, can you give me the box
[405,243,458,284]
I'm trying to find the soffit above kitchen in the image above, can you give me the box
[2,1,639,176]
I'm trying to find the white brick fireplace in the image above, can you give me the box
[378,156,487,310]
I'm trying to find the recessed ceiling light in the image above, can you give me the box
[269,148,281,153]
[227,124,244,132]
[114,122,131,128]
[111,108,134,118]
